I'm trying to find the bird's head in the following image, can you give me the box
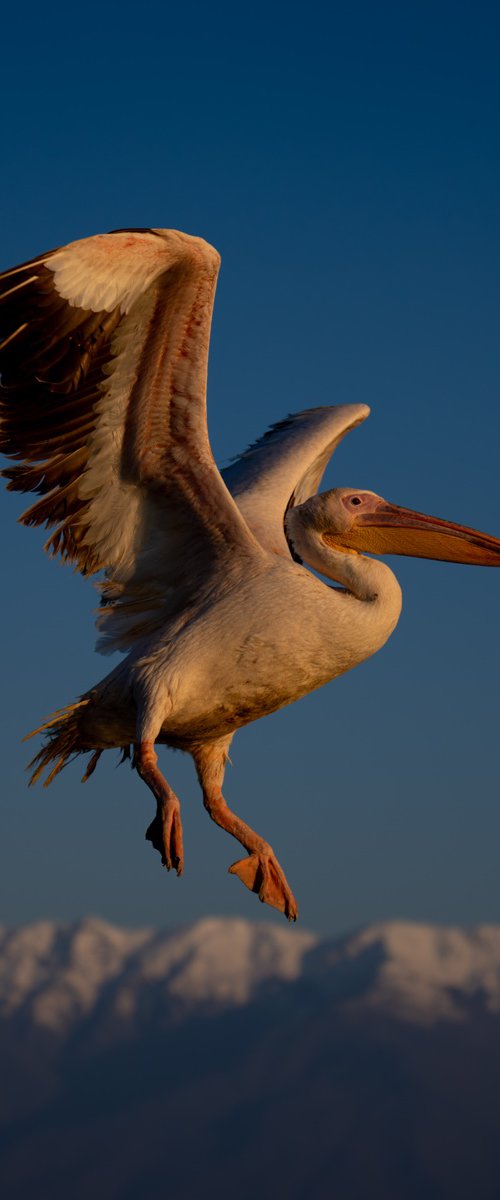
[291,487,500,566]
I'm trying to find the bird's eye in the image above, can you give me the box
[350,496,362,506]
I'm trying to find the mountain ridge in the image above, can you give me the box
[2,916,500,1200]
[2,915,500,1034]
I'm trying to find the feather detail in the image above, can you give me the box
[222,405,370,558]
[25,699,91,786]
[1,228,263,651]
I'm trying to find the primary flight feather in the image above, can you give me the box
[2,227,500,921]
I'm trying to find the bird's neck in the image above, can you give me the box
[285,508,403,653]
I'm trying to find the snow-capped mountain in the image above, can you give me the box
[2,917,500,1200]
[2,915,500,1033]
[0,916,315,1032]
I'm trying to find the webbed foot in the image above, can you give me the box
[229,851,298,921]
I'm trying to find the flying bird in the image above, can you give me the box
[1,227,500,921]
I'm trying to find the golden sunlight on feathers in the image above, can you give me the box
[2,227,500,921]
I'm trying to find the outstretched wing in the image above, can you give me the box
[0,228,263,654]
[222,404,370,556]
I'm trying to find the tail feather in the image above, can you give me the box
[25,699,92,787]
[81,749,103,782]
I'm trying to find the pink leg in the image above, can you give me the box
[193,739,298,922]
[134,741,184,875]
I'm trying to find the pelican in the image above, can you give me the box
[1,228,500,921]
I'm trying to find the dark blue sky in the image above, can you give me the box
[1,0,499,935]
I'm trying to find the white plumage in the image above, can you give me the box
[1,227,499,920]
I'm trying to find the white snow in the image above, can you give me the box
[0,916,315,1033]
[2,916,500,1034]
[320,921,500,1025]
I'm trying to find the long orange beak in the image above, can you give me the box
[337,502,500,565]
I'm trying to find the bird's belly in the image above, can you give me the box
[158,663,307,746]
[83,565,396,752]
[127,563,397,751]
[154,596,364,746]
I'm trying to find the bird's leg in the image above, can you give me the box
[134,741,184,875]
[193,739,298,922]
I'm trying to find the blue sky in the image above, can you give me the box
[1,0,499,935]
